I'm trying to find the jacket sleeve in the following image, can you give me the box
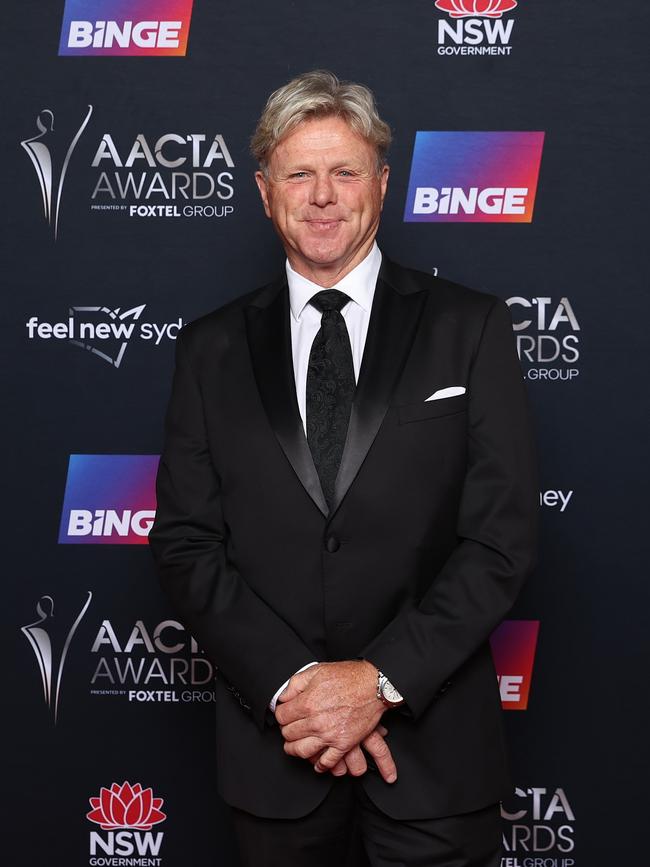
[360,297,539,720]
[148,330,317,731]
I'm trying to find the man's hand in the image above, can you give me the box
[274,660,397,783]
[307,724,390,778]
[280,666,391,779]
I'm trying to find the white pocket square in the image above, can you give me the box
[425,386,466,401]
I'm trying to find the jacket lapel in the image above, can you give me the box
[245,278,329,518]
[244,259,427,522]
[328,259,427,519]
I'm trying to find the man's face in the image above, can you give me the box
[255,116,389,282]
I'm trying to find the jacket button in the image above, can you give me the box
[325,535,340,553]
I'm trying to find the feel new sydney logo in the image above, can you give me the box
[25,304,184,369]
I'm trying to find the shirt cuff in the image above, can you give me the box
[269,661,319,712]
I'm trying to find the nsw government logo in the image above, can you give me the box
[435,0,517,56]
[59,454,158,545]
[60,0,194,56]
[88,781,166,866]
[404,132,544,223]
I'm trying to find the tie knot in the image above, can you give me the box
[309,289,351,314]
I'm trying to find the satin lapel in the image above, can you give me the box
[244,280,329,518]
[328,271,427,520]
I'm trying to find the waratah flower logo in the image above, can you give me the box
[87,781,166,830]
[435,0,517,18]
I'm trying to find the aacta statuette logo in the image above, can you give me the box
[87,781,166,863]
[60,0,194,56]
[435,0,518,56]
[21,592,93,723]
[21,105,93,239]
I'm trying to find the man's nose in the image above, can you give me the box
[310,173,336,207]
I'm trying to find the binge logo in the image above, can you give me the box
[59,455,158,545]
[404,131,544,223]
[490,620,539,710]
[59,0,194,56]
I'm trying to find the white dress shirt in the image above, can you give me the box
[287,241,382,435]
[268,242,382,712]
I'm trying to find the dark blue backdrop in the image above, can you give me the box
[3,1,647,864]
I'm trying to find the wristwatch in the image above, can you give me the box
[376,670,404,708]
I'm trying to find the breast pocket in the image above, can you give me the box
[397,393,468,425]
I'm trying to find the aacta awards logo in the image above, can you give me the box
[507,296,581,382]
[501,787,576,866]
[90,616,215,704]
[21,105,93,239]
[489,620,539,710]
[21,592,93,723]
[59,455,158,545]
[60,0,194,56]
[435,0,518,56]
[26,304,183,369]
[87,781,166,865]
[90,126,235,219]
[22,104,236,228]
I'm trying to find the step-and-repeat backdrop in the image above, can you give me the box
[3,2,646,865]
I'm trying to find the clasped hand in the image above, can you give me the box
[274,660,398,784]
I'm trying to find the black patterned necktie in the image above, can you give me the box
[306,289,356,509]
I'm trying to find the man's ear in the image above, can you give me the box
[379,163,390,209]
[255,170,272,219]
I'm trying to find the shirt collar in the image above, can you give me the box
[286,241,382,322]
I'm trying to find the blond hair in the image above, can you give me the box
[251,70,391,175]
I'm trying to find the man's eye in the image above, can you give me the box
[338,170,353,177]
[290,172,308,178]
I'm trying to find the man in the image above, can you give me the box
[149,70,538,866]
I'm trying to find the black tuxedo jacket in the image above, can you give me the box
[149,257,539,820]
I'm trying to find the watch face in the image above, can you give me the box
[381,679,403,703]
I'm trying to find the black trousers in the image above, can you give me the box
[229,775,503,867]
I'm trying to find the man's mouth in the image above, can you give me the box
[304,219,341,231]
